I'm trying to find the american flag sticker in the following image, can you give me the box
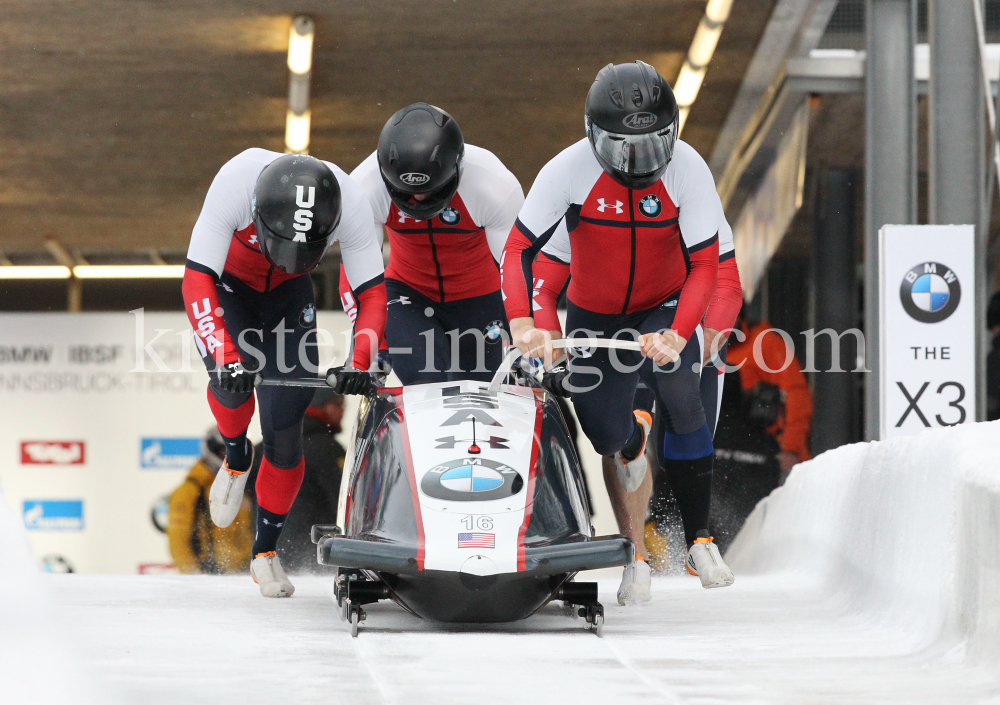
[458,532,495,549]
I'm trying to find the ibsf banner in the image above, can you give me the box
[879,225,976,438]
[0,311,356,573]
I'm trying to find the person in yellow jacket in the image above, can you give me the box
[168,428,255,574]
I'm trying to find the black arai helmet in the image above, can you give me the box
[252,155,342,274]
[377,103,465,220]
[585,61,679,190]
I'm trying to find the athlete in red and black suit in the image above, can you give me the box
[502,62,735,603]
[182,149,387,597]
[344,103,523,384]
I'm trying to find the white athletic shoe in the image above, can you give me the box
[617,558,652,606]
[613,410,652,493]
[686,537,735,589]
[251,552,295,598]
[208,446,254,528]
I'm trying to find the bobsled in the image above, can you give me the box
[305,340,636,637]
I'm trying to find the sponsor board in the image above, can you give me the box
[140,437,200,469]
[21,440,86,465]
[23,500,84,531]
[879,225,976,438]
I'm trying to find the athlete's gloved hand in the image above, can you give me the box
[325,366,379,396]
[216,361,259,393]
[540,360,572,398]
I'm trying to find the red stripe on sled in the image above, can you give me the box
[395,393,426,570]
[517,392,545,571]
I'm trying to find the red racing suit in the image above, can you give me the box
[502,138,732,343]
[182,148,387,371]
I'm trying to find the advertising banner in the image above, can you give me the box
[879,225,976,438]
[0,311,356,573]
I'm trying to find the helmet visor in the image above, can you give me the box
[588,119,677,178]
[256,219,332,275]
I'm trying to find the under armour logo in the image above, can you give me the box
[531,278,544,311]
[596,198,624,214]
[249,234,258,245]
[388,296,411,306]
[398,213,422,224]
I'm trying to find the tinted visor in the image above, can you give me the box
[588,119,676,178]
[256,219,332,274]
[385,172,460,220]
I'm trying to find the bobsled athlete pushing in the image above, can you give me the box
[261,339,635,637]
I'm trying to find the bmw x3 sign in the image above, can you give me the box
[879,225,976,439]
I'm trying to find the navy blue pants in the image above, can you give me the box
[385,278,509,385]
[198,274,318,469]
[566,299,714,544]
[565,299,708,457]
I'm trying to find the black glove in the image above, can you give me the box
[540,360,572,398]
[326,366,378,396]
[216,361,258,393]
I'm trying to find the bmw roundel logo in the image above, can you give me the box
[439,207,461,225]
[421,458,524,502]
[299,303,316,327]
[900,262,961,323]
[484,319,505,344]
[638,194,662,218]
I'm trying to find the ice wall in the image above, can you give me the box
[727,420,1000,664]
[0,484,108,704]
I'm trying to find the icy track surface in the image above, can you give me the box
[9,420,1000,703]
[46,572,1000,704]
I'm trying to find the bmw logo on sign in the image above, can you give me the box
[439,207,461,225]
[900,262,961,323]
[421,458,524,502]
[638,194,662,218]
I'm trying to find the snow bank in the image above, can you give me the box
[0,484,109,704]
[728,420,1000,664]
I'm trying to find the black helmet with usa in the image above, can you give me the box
[252,154,342,274]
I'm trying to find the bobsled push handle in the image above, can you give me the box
[488,338,643,394]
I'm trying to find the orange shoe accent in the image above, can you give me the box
[633,410,652,456]
[635,555,646,562]
[223,458,247,478]
[255,551,277,558]
[686,537,715,576]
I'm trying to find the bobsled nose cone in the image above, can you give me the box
[460,555,498,576]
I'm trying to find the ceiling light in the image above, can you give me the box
[675,0,735,136]
[0,266,71,279]
[72,265,185,279]
[287,16,314,75]
[285,110,311,154]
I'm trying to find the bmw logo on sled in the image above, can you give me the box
[307,340,634,637]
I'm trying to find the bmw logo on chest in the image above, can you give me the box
[638,194,662,218]
[421,457,523,501]
[439,207,462,225]
[900,262,961,323]
[299,303,316,327]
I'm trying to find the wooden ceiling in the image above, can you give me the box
[0,0,775,255]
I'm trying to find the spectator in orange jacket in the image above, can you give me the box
[727,313,813,475]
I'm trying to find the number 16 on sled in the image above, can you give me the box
[879,224,977,438]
